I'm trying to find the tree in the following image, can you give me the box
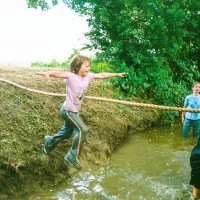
[27,0,200,108]
[26,0,58,10]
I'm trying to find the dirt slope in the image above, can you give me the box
[0,67,159,199]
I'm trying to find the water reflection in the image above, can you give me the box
[33,122,198,199]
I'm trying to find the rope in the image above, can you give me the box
[1,77,200,113]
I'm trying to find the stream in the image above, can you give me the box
[28,121,198,200]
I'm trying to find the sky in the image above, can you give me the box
[0,0,91,63]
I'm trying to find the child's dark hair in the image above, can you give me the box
[67,55,90,74]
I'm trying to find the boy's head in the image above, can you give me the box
[68,55,91,74]
[192,82,200,92]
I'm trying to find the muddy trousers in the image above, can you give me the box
[46,107,88,161]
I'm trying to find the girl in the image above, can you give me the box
[181,82,200,138]
[36,55,127,169]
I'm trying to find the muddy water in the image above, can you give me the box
[31,122,198,200]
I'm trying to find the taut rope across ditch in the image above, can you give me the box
[1,77,200,113]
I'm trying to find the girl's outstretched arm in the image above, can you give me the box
[94,72,128,79]
[35,71,68,79]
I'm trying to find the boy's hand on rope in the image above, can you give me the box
[35,72,49,80]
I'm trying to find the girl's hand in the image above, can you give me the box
[35,72,49,79]
[118,72,128,77]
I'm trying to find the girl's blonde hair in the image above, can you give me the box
[67,55,90,74]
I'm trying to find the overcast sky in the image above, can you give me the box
[0,0,91,62]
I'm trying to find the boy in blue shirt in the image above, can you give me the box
[182,82,200,138]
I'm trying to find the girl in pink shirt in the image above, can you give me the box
[36,55,127,169]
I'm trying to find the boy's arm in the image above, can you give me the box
[94,72,128,79]
[35,71,68,79]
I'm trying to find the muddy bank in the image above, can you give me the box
[0,67,160,199]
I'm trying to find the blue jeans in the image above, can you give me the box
[182,118,200,137]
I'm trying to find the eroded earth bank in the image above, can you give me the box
[0,67,159,199]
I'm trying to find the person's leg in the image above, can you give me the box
[193,120,200,138]
[182,118,192,137]
[64,111,88,169]
[43,120,73,154]
[43,107,73,155]
[190,154,200,199]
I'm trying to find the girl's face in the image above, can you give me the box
[193,84,200,94]
[78,60,90,77]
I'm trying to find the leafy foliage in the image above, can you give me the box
[65,0,199,102]
[26,0,199,122]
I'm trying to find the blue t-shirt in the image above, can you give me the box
[184,94,200,120]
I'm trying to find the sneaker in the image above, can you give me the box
[43,136,52,155]
[64,153,82,170]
